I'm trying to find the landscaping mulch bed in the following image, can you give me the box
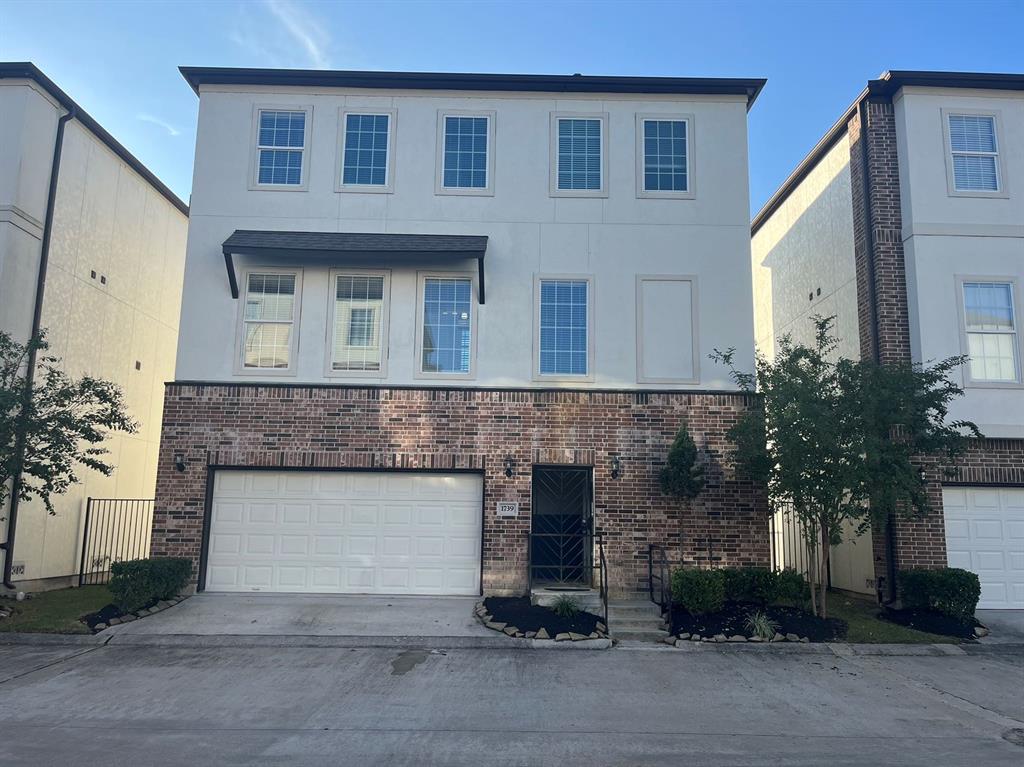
[670,601,848,642]
[81,597,158,631]
[880,608,979,639]
[483,596,601,636]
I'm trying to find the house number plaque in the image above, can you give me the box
[496,502,519,517]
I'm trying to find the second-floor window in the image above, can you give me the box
[639,117,691,196]
[438,112,494,194]
[241,271,299,371]
[418,276,474,376]
[341,112,393,190]
[330,272,388,374]
[552,114,607,196]
[537,277,591,378]
[256,110,307,186]
[962,280,1019,383]
[948,113,1000,193]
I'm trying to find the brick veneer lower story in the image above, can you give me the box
[150,383,769,597]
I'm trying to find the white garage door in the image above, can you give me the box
[205,470,483,595]
[943,486,1024,609]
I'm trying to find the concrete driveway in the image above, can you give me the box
[0,641,1021,765]
[978,610,1024,644]
[105,592,496,645]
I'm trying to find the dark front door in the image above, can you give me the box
[530,466,593,586]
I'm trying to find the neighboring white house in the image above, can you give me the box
[0,63,188,590]
[752,71,1024,608]
[152,67,770,598]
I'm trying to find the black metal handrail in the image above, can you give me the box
[648,543,671,610]
[527,530,609,631]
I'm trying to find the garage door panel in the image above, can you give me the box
[249,504,277,524]
[214,502,244,524]
[246,535,275,555]
[383,506,412,525]
[348,535,377,556]
[250,474,280,494]
[944,486,1024,609]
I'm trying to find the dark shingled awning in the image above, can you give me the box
[221,230,489,303]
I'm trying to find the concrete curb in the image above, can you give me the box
[103,633,595,650]
[661,640,1024,656]
[0,632,108,646]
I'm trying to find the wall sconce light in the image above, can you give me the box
[503,456,515,478]
[610,455,622,480]
[174,453,187,473]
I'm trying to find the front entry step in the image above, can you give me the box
[607,599,670,643]
[531,587,603,612]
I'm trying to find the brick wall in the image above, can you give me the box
[151,384,769,597]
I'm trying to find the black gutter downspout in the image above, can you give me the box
[1,107,75,589]
[857,97,898,606]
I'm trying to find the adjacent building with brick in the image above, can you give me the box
[151,66,769,598]
[751,71,1024,609]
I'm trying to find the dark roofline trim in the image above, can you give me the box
[179,66,767,110]
[751,69,1024,235]
[0,62,188,216]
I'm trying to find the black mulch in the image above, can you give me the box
[880,608,979,639]
[81,598,158,631]
[670,601,848,642]
[483,596,601,636]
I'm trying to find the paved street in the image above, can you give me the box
[0,641,1021,766]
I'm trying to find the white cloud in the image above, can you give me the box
[230,0,332,70]
[137,113,180,137]
[265,0,331,69]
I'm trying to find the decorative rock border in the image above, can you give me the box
[93,594,190,632]
[663,630,813,647]
[473,601,610,646]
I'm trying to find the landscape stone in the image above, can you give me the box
[678,632,690,640]
[596,622,606,633]
[691,634,701,641]
[525,631,537,639]
[785,633,800,642]
[94,623,107,630]
[589,632,599,639]
[749,636,764,642]
[554,633,571,641]
[674,639,689,648]
[713,634,727,642]
[485,621,506,631]
[503,626,519,636]
[772,632,784,642]
[974,626,990,637]
[109,617,122,625]
[800,637,810,643]
[536,628,550,640]
[568,632,588,641]
[728,635,746,642]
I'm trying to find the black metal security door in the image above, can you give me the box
[530,466,593,586]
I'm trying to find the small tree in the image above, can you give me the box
[660,420,705,501]
[712,316,978,618]
[1,331,138,516]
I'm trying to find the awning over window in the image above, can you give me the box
[221,230,489,303]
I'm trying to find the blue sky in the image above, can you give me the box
[2,0,1021,214]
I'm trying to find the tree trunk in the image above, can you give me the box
[819,519,830,619]
[806,530,819,617]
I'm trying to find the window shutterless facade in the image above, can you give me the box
[338,109,396,192]
[943,110,1006,197]
[415,273,476,379]
[327,270,390,377]
[436,111,495,195]
[238,269,301,374]
[534,276,593,380]
[636,114,694,198]
[550,113,608,197]
[251,106,311,190]
[959,278,1021,385]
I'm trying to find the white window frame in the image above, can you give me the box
[324,268,391,379]
[635,275,700,384]
[635,113,695,199]
[956,275,1023,388]
[435,110,496,196]
[249,104,313,192]
[532,274,595,382]
[942,108,1008,199]
[549,113,609,198]
[414,270,478,380]
[336,107,397,193]
[234,267,303,376]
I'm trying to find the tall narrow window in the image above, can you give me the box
[242,272,297,370]
[963,281,1019,382]
[949,114,1000,192]
[331,274,386,372]
[420,277,473,375]
[342,113,391,187]
[538,278,590,377]
[256,110,306,186]
[442,115,489,189]
[555,117,604,192]
[641,118,689,193]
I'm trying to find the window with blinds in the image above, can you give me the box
[963,281,1019,383]
[243,272,298,369]
[331,274,386,372]
[948,114,1000,192]
[420,277,473,375]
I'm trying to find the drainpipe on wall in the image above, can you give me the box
[1,106,75,590]
[856,97,898,605]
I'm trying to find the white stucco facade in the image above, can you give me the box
[0,73,188,586]
[177,83,757,390]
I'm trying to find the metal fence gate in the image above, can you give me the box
[78,498,154,586]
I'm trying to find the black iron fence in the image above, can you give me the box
[78,498,154,586]
[769,501,827,584]
[527,530,609,629]
[647,543,671,610]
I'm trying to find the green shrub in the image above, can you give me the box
[550,595,581,619]
[721,567,780,605]
[671,568,725,615]
[899,568,980,622]
[776,568,810,607]
[109,558,191,613]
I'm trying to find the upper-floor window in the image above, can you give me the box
[962,280,1020,384]
[637,115,693,198]
[551,114,608,197]
[340,111,394,191]
[329,271,389,376]
[255,109,308,187]
[536,277,592,379]
[437,112,495,195]
[417,275,475,377]
[240,271,300,372]
[947,113,1001,193]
